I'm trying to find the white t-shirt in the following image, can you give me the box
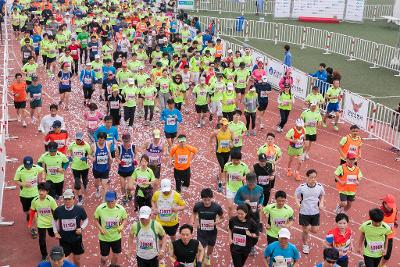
[39,115,65,134]
[294,183,325,215]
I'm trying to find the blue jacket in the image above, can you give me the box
[234,185,264,207]
[161,108,182,133]
[310,70,327,82]
[283,51,292,67]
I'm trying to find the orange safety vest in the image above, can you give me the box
[340,134,362,159]
[383,207,397,239]
[290,127,305,148]
[215,43,223,58]
[336,164,360,193]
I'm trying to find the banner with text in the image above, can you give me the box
[290,69,309,100]
[274,0,292,18]
[266,59,285,88]
[342,90,369,130]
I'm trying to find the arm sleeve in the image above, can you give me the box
[81,218,89,229]
[233,188,244,205]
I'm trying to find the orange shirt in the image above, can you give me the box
[170,145,198,170]
[9,81,27,102]
[45,130,69,155]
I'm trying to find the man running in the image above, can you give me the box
[91,132,112,199]
[339,125,362,165]
[380,194,397,267]
[37,246,76,267]
[257,133,283,166]
[161,99,182,150]
[191,188,224,265]
[39,104,65,134]
[300,101,322,160]
[322,79,342,132]
[94,115,119,159]
[44,120,68,154]
[94,191,128,267]
[228,110,247,153]
[294,169,325,254]
[263,228,300,267]
[53,189,88,267]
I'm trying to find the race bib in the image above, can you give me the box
[368,241,384,253]
[122,157,132,167]
[84,77,92,84]
[274,218,286,227]
[105,218,119,229]
[258,175,269,185]
[38,207,52,215]
[229,172,241,181]
[238,79,245,84]
[148,156,159,165]
[110,101,119,109]
[199,90,206,96]
[32,93,41,100]
[97,154,108,164]
[139,238,154,250]
[62,79,70,85]
[61,219,77,231]
[167,117,176,126]
[177,155,188,164]
[71,50,77,55]
[136,177,148,185]
[346,175,357,185]
[161,84,168,89]
[266,154,275,162]
[73,150,84,158]
[232,233,246,247]
[220,140,230,148]
[233,137,240,146]
[28,178,38,187]
[55,139,65,147]
[159,208,173,221]
[307,120,317,127]
[88,120,98,129]
[260,91,268,98]
[91,46,98,52]
[294,140,303,149]
[23,52,31,58]
[200,219,214,231]
[33,42,39,48]
[348,145,358,154]
[47,166,59,175]
[126,94,136,100]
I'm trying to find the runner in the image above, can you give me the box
[168,224,205,267]
[221,83,237,122]
[276,84,294,133]
[324,213,353,267]
[257,133,283,166]
[357,208,392,267]
[285,119,306,181]
[130,155,156,210]
[315,248,340,267]
[305,85,325,108]
[128,206,168,267]
[141,77,157,126]
[208,73,225,126]
[26,76,43,125]
[161,98,182,150]
[253,153,275,206]
[94,191,128,267]
[37,246,76,267]
[228,110,247,154]
[243,87,258,136]
[255,76,271,130]
[262,190,295,244]
[38,142,69,200]
[380,194,397,267]
[44,120,68,155]
[151,179,186,241]
[14,155,45,238]
[234,62,249,107]
[29,182,58,261]
[192,77,210,128]
[67,132,91,206]
[107,85,123,126]
[94,115,120,159]
[91,132,112,199]
[39,104,65,134]
[9,72,28,127]
[322,79,343,132]
[209,117,234,192]
[83,103,103,143]
[263,228,300,267]
[79,62,96,106]
[144,129,168,181]
[222,151,250,217]
[53,189,88,267]
[339,125,362,165]
[191,188,224,266]
[170,134,198,193]
[334,153,363,214]
[301,101,322,160]
[228,204,259,267]
[121,78,138,129]
[294,169,325,254]
[57,62,73,110]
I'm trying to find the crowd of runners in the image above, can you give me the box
[4,0,399,266]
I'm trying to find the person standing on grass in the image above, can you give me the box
[380,194,398,267]
[9,72,28,127]
[283,44,292,67]
[94,191,128,267]
[263,228,300,267]
[334,153,363,214]
[53,189,88,267]
[294,169,325,255]
[285,119,306,181]
[29,182,58,261]
[301,101,322,160]
[339,125,362,165]
[14,156,45,239]
[357,208,392,267]
[191,188,224,266]
[276,84,294,133]
[322,79,342,132]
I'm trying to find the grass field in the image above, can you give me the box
[193,9,400,108]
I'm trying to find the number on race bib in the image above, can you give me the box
[61,219,77,231]
[258,175,269,185]
[178,155,188,164]
[346,175,357,185]
[232,233,246,247]
[200,219,214,231]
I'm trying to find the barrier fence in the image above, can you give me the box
[196,0,394,21]
[199,16,400,74]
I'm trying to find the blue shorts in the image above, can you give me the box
[327,102,340,113]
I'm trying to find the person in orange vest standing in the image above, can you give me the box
[334,152,363,214]
[285,119,306,181]
[214,38,224,63]
[338,125,362,165]
[380,194,398,267]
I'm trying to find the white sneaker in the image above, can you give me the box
[305,153,310,160]
[197,123,201,128]
[276,126,282,132]
[260,123,264,129]
[300,153,306,161]
[22,121,27,128]
[335,204,344,214]
[302,244,310,254]
[95,188,100,198]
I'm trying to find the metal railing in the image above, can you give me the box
[196,0,394,20]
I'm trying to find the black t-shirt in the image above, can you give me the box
[53,205,87,243]
[228,216,259,253]
[253,163,274,188]
[255,82,272,98]
[172,239,199,264]
[193,202,223,234]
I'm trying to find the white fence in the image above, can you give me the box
[200,16,400,74]
[196,0,394,20]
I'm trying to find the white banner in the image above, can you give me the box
[292,0,346,19]
[266,59,285,88]
[342,91,369,130]
[290,69,309,100]
[274,0,292,18]
[345,0,365,22]
[177,0,195,10]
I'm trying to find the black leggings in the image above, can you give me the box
[223,111,234,122]
[72,59,79,75]
[46,180,64,199]
[83,86,94,100]
[278,109,291,129]
[137,256,158,267]
[144,105,154,121]
[110,110,121,126]
[216,152,230,171]
[383,238,393,260]
[134,186,153,210]
[42,55,47,67]
[173,168,191,193]
[174,102,182,111]
[245,112,256,130]
[38,227,55,257]
[363,255,382,267]
[124,106,136,126]
[80,48,88,64]
[72,169,89,191]
[231,249,250,267]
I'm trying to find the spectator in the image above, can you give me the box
[310,63,327,82]
[283,44,292,67]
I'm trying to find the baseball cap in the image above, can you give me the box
[177,136,186,142]
[381,194,396,209]
[105,191,117,202]
[122,132,131,140]
[261,76,268,82]
[258,153,267,161]
[295,118,304,127]
[47,142,58,152]
[278,228,291,239]
[63,189,74,199]
[23,156,34,168]
[160,179,171,192]
[139,206,152,219]
[227,48,233,53]
[112,84,119,91]
[49,246,65,261]
[31,76,38,81]
[220,118,229,126]
[95,54,100,59]
[346,152,357,160]
[128,78,135,84]
[138,65,145,70]
[75,131,84,140]
[310,101,318,106]
[153,129,161,138]
[86,62,92,66]
[52,120,62,128]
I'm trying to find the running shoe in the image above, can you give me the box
[302,244,310,254]
[295,171,302,181]
[197,123,201,128]
[31,228,38,239]
[335,204,344,215]
[287,169,292,177]
[217,181,223,193]
[252,130,256,136]
[209,114,213,121]
[205,255,211,266]
[95,188,101,198]
[246,131,250,137]
[305,153,310,160]
[22,121,27,128]
[249,246,257,256]
[333,125,339,132]
[322,122,327,128]
[260,123,264,129]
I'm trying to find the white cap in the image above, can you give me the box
[256,57,263,62]
[160,179,172,192]
[295,118,304,127]
[128,78,135,84]
[278,228,291,239]
[95,54,100,59]
[227,83,234,90]
[139,206,152,219]
[86,62,92,66]
[261,76,268,82]
[63,189,75,199]
[227,48,233,54]
[138,65,145,70]
[249,87,256,91]
[310,101,318,106]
